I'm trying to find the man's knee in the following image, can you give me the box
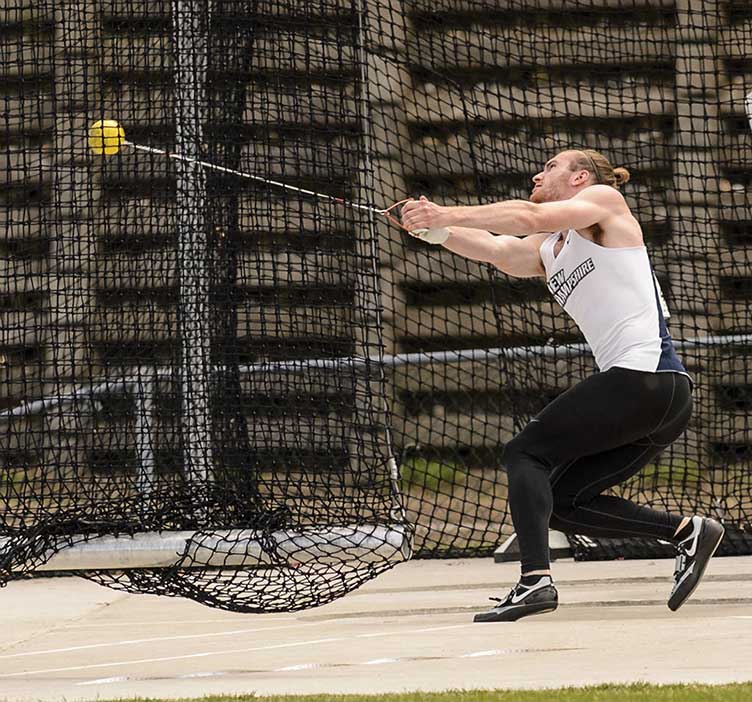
[502,433,523,469]
[502,428,540,469]
[502,434,534,489]
[503,419,557,473]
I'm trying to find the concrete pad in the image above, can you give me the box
[1,555,751,701]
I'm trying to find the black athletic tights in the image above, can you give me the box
[503,367,693,573]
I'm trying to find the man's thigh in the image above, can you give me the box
[516,368,678,467]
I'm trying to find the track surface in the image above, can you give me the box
[1,556,751,701]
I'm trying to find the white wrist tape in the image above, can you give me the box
[410,227,450,245]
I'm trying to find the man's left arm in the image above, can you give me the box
[401,187,622,236]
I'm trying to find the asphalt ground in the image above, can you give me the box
[1,555,751,701]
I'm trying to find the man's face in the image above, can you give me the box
[529,151,584,203]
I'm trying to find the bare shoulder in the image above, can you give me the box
[579,187,642,246]
[575,184,629,211]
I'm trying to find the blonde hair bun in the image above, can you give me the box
[613,167,631,187]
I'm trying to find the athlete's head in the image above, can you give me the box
[530,149,631,203]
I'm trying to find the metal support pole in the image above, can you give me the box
[352,1,408,526]
[172,0,213,486]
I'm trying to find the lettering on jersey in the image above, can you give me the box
[547,258,595,307]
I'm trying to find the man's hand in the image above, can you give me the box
[401,195,450,232]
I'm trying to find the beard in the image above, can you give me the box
[530,183,564,203]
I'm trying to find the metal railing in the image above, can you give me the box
[1,333,750,494]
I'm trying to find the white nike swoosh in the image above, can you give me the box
[683,521,702,557]
[673,563,696,593]
[510,580,551,604]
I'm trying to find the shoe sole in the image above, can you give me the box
[668,520,725,612]
[474,601,558,623]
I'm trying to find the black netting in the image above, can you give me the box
[1,0,751,611]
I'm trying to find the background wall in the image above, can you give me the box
[2,0,752,559]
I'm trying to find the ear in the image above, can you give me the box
[571,169,590,186]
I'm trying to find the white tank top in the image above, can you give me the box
[539,228,690,381]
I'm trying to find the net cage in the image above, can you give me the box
[1,0,752,613]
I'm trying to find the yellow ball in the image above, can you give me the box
[89,119,125,155]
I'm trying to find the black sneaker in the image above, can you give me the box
[668,516,725,612]
[474,576,558,622]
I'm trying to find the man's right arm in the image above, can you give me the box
[440,227,548,278]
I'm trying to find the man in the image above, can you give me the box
[400,149,724,622]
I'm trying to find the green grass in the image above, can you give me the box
[96,682,752,702]
[400,457,466,492]
[651,458,702,486]
[0,467,27,489]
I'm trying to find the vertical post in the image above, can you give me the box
[172,0,213,487]
[47,0,102,475]
[354,0,405,522]
[359,0,413,479]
